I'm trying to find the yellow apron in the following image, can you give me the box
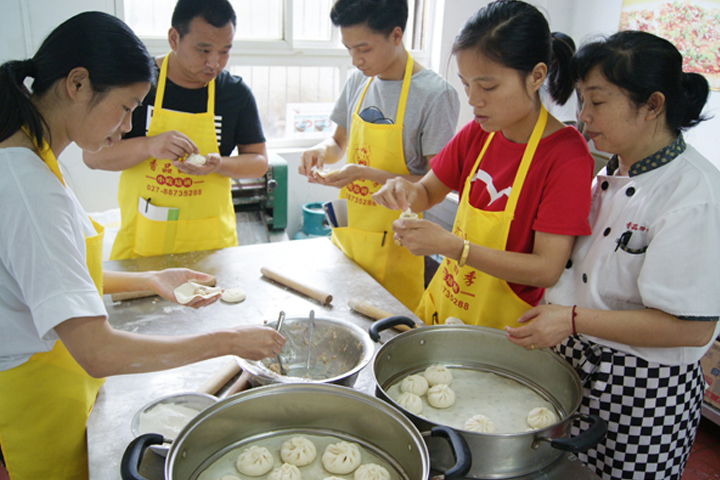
[111,53,238,260]
[0,136,105,480]
[417,106,548,328]
[331,55,424,310]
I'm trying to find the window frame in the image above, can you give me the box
[115,0,438,149]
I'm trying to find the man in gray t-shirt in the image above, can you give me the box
[297,0,459,311]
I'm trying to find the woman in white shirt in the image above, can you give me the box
[0,12,284,479]
[505,30,720,480]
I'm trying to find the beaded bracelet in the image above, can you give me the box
[571,305,578,336]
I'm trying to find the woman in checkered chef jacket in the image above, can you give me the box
[505,31,720,480]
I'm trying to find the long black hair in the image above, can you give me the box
[0,11,155,147]
[452,0,576,105]
[573,30,709,133]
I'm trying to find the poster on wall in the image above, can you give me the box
[285,103,336,139]
[619,0,720,91]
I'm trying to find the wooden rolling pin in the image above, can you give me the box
[260,266,333,305]
[110,275,217,302]
[219,370,253,399]
[348,299,412,332]
[196,359,241,396]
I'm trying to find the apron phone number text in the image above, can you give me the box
[147,185,203,197]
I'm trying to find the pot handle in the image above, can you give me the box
[424,426,472,480]
[368,316,416,342]
[545,414,607,453]
[120,433,164,480]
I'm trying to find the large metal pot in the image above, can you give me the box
[237,314,375,386]
[370,318,606,479]
[121,383,471,480]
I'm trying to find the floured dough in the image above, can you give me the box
[267,463,301,480]
[280,436,317,466]
[174,281,222,305]
[312,166,339,178]
[396,392,423,415]
[220,476,241,480]
[354,463,391,480]
[399,208,418,220]
[221,287,246,304]
[400,374,429,397]
[427,384,456,409]
[444,316,465,325]
[423,364,453,386]
[464,414,496,433]
[322,441,361,475]
[526,406,558,429]
[185,153,207,166]
[235,445,273,477]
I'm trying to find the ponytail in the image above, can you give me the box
[548,32,576,105]
[0,59,46,146]
[679,72,709,130]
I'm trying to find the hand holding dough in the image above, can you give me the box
[221,287,246,304]
[312,166,339,178]
[185,153,207,166]
[174,281,222,305]
[399,208,418,220]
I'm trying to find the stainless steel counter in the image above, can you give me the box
[88,237,417,479]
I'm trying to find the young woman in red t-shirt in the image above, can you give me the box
[373,0,594,328]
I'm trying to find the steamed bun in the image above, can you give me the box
[354,463,391,480]
[526,407,558,429]
[280,436,316,467]
[426,384,456,409]
[400,374,429,396]
[267,463,301,480]
[322,441,361,474]
[464,414,496,433]
[396,392,423,415]
[235,445,273,477]
[423,364,452,386]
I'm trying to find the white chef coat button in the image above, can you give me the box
[582,273,588,283]
[626,187,636,196]
[603,227,612,236]
[565,259,573,269]
[601,181,609,190]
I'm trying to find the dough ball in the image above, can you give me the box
[396,392,423,415]
[174,281,222,305]
[220,476,241,480]
[427,384,456,409]
[444,316,465,325]
[267,463,301,480]
[185,153,207,166]
[400,374,429,396]
[235,445,274,477]
[526,407,558,429]
[464,414,496,433]
[280,436,317,467]
[322,441,362,475]
[221,287,246,304]
[399,208,418,220]
[354,463,391,480]
[423,364,453,386]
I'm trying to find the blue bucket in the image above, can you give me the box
[301,202,331,236]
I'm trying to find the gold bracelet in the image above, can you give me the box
[458,239,470,267]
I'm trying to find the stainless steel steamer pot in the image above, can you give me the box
[369,318,606,479]
[121,383,471,480]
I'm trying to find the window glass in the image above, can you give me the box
[231,0,283,40]
[293,0,333,41]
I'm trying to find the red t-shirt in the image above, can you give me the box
[431,120,594,305]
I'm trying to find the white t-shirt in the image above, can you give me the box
[0,147,107,371]
[546,144,720,365]
[331,68,460,175]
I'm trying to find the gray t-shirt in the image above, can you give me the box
[331,68,460,175]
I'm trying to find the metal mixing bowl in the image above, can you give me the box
[237,315,375,386]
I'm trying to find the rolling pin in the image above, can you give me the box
[219,370,253,399]
[110,275,217,302]
[348,298,412,332]
[196,359,241,396]
[260,266,333,305]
